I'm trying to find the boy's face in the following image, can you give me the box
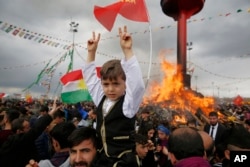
[136,143,149,159]
[101,76,126,101]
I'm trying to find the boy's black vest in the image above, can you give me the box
[96,95,136,157]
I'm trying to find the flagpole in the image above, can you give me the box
[69,20,79,71]
[143,0,153,88]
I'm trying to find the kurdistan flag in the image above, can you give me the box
[60,69,92,104]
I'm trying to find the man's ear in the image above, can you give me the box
[168,152,177,165]
[224,149,230,160]
[203,150,208,160]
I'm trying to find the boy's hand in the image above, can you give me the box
[87,32,100,53]
[119,26,133,60]
[87,32,100,62]
[119,26,132,50]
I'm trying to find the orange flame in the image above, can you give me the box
[143,58,214,117]
[174,115,187,124]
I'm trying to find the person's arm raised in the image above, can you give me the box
[86,31,101,63]
[119,26,134,60]
[48,97,62,118]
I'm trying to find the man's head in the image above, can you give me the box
[168,127,204,165]
[100,59,126,101]
[244,119,250,132]
[49,122,76,152]
[39,105,49,116]
[11,118,30,134]
[134,133,149,159]
[208,111,219,126]
[140,107,150,121]
[198,130,215,160]
[0,108,7,126]
[68,127,98,167]
[224,125,250,160]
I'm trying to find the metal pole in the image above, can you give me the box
[69,21,79,70]
[177,12,187,87]
[187,42,193,69]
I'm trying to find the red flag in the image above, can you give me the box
[94,0,149,31]
[119,0,149,22]
[0,93,5,99]
[96,66,101,78]
[25,93,33,103]
[233,95,243,106]
[94,2,122,31]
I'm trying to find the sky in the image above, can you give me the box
[0,0,250,99]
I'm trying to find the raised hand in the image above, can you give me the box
[87,32,101,62]
[25,159,39,167]
[87,32,101,53]
[119,26,132,50]
[119,26,133,60]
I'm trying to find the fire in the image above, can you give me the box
[174,115,187,124]
[143,57,214,120]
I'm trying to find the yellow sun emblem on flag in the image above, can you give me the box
[77,79,87,89]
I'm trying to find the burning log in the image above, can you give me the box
[195,108,210,125]
[218,110,244,126]
[188,110,204,126]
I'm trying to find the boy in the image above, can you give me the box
[82,26,145,166]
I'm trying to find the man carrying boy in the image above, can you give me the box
[82,26,145,167]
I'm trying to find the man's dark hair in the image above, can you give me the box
[209,111,218,117]
[6,109,20,122]
[40,105,49,113]
[68,127,98,149]
[50,122,76,149]
[133,133,148,145]
[11,118,26,133]
[168,127,204,160]
[53,109,65,119]
[138,122,154,137]
[226,124,250,149]
[214,143,227,160]
[245,119,250,126]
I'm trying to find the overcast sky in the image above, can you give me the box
[0,0,249,99]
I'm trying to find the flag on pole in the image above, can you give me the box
[94,0,149,31]
[0,93,7,99]
[96,66,101,78]
[60,69,92,104]
[25,93,33,103]
[233,95,243,106]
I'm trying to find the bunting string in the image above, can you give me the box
[0,6,249,70]
[190,61,250,80]
[1,6,250,94]
[0,7,249,52]
[22,47,73,92]
[198,79,249,92]
[0,50,68,70]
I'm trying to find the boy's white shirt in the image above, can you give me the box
[82,56,145,118]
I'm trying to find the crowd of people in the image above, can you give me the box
[1,26,250,167]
